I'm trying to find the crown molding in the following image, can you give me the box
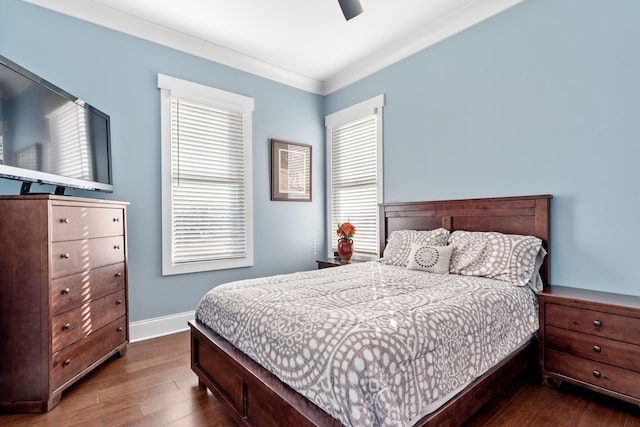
[23,0,524,96]
[22,0,325,94]
[323,0,525,94]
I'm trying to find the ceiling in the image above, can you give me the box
[23,0,524,94]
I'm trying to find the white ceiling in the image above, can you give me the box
[23,0,524,94]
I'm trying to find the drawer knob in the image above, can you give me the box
[114,245,121,250]
[63,359,71,366]
[593,345,601,353]
[62,288,71,295]
[117,326,123,332]
[116,299,123,305]
[593,320,602,327]
[60,218,70,223]
[115,272,122,278]
[63,323,71,330]
[593,370,601,378]
[113,217,120,222]
[61,253,70,259]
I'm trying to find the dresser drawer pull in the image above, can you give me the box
[593,345,601,353]
[63,323,71,330]
[115,272,122,278]
[61,253,70,259]
[60,218,70,223]
[113,217,120,222]
[117,326,123,332]
[62,288,71,295]
[593,320,602,327]
[116,299,123,305]
[114,245,121,250]
[63,359,71,366]
[592,370,601,378]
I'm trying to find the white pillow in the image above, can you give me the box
[406,244,453,274]
[448,230,542,287]
[381,228,450,266]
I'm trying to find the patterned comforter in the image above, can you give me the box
[195,261,539,426]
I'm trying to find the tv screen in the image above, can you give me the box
[0,55,113,193]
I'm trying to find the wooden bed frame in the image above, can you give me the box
[189,194,552,426]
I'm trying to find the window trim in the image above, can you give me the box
[325,94,384,259]
[158,74,254,275]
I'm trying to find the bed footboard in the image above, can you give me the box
[189,320,341,427]
[190,320,536,427]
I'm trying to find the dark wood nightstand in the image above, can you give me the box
[316,258,368,269]
[538,286,640,406]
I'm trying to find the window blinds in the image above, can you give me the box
[330,115,378,256]
[170,98,247,265]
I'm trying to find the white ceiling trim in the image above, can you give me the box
[23,0,324,94]
[323,0,525,94]
[23,0,524,96]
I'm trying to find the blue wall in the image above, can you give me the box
[0,0,326,321]
[326,0,640,296]
[1,0,638,324]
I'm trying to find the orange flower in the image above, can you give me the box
[336,222,356,239]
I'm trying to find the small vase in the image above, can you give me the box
[337,238,353,261]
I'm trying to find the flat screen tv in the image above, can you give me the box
[0,55,113,194]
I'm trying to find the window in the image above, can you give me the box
[325,94,384,258]
[158,74,254,275]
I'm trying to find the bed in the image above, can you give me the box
[189,195,551,426]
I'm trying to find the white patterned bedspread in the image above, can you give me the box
[195,261,538,427]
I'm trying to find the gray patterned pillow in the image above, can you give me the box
[381,228,450,266]
[406,244,453,274]
[448,230,542,287]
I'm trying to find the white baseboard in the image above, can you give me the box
[129,310,195,343]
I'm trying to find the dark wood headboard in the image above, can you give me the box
[379,195,552,286]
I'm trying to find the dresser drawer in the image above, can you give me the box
[51,316,127,391]
[545,325,640,372]
[52,289,126,353]
[545,349,640,400]
[545,303,640,345]
[52,206,124,242]
[51,236,125,279]
[51,263,126,316]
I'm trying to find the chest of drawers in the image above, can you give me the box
[0,195,129,413]
[538,286,640,406]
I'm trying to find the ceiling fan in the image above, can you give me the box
[338,0,364,21]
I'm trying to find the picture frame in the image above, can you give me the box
[271,139,312,202]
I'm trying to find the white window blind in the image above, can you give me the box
[170,98,246,264]
[326,94,384,258]
[159,74,254,275]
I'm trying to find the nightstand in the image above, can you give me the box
[316,258,367,269]
[538,286,640,406]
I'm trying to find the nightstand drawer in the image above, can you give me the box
[545,303,640,345]
[545,349,640,400]
[545,325,640,372]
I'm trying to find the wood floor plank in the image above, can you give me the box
[2,331,639,426]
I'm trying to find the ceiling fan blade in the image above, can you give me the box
[338,0,363,21]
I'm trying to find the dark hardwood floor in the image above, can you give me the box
[2,331,639,426]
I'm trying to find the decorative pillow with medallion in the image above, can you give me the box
[381,228,450,266]
[406,244,453,274]
[448,230,543,287]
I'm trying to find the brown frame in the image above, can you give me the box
[190,194,552,426]
[270,139,312,202]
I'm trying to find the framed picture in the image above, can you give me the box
[271,139,312,202]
